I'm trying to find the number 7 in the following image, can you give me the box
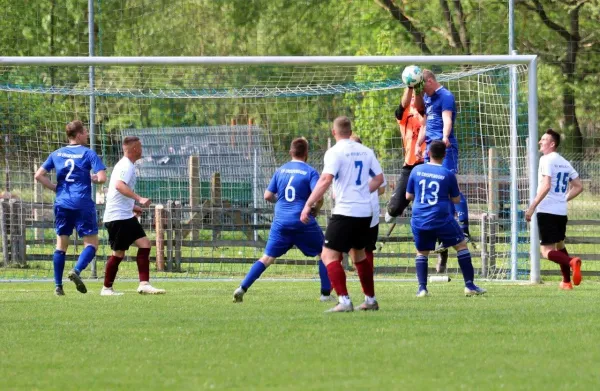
[354,160,363,185]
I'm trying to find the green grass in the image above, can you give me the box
[1,281,600,390]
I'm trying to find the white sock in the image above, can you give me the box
[339,295,352,305]
[365,296,377,304]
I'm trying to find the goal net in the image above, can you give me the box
[0,57,538,282]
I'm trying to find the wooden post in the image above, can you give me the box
[211,172,222,241]
[165,200,173,272]
[488,148,499,215]
[33,159,44,240]
[188,155,200,241]
[0,199,8,265]
[155,204,165,271]
[488,213,497,272]
[480,213,489,278]
[173,200,182,272]
[8,199,25,265]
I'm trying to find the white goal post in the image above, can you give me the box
[0,55,540,283]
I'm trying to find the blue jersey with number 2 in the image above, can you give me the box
[267,161,320,227]
[42,145,106,210]
[407,162,460,230]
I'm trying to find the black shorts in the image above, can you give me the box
[537,212,568,245]
[366,224,379,252]
[324,214,372,253]
[105,217,147,251]
[387,162,423,217]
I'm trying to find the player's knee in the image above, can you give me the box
[83,236,99,249]
[113,250,126,258]
[136,237,151,249]
[259,255,275,266]
[454,241,468,252]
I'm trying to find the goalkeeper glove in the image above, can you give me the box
[413,80,424,95]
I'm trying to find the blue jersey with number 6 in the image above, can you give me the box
[407,162,460,230]
[42,145,106,210]
[267,161,320,228]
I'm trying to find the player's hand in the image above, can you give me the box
[414,80,424,95]
[138,197,151,207]
[133,205,143,216]
[442,136,450,147]
[310,206,319,217]
[300,205,312,224]
[416,148,423,160]
[525,207,534,222]
[384,211,395,224]
[91,174,99,183]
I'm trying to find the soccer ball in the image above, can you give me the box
[402,65,423,87]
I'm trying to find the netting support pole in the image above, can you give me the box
[509,51,519,281]
[253,148,258,248]
[88,0,98,279]
[528,57,540,283]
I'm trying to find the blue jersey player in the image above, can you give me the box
[34,120,106,296]
[414,69,471,273]
[233,138,332,303]
[406,140,485,297]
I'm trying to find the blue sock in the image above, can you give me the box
[457,248,476,288]
[240,261,267,291]
[53,250,66,287]
[416,255,428,291]
[318,260,331,295]
[73,246,96,274]
[455,192,469,229]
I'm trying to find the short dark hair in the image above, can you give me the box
[333,116,352,136]
[66,120,86,139]
[545,128,561,149]
[429,140,446,160]
[290,137,308,158]
[122,136,140,146]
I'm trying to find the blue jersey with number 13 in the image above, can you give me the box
[267,161,320,228]
[407,162,460,230]
[42,145,106,210]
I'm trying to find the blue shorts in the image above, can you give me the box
[264,221,324,258]
[411,219,464,252]
[425,144,459,173]
[54,205,98,237]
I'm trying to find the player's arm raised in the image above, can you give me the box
[34,167,57,192]
[115,180,151,207]
[525,175,551,222]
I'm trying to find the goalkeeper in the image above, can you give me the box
[385,84,426,226]
[233,138,332,303]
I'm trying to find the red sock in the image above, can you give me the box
[136,248,151,282]
[354,258,375,297]
[559,248,571,283]
[104,255,123,288]
[365,250,374,270]
[326,261,348,296]
[547,250,571,266]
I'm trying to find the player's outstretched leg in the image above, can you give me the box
[324,259,354,313]
[101,255,124,296]
[136,248,166,295]
[234,259,268,303]
[53,250,66,296]
[416,254,429,297]
[318,259,334,302]
[457,248,486,296]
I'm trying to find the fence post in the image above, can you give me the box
[166,200,173,272]
[9,199,26,265]
[488,213,497,273]
[488,148,498,215]
[0,199,8,265]
[480,213,489,278]
[33,160,44,240]
[188,155,200,241]
[155,204,165,271]
[173,200,182,272]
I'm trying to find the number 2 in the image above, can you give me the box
[554,172,568,193]
[64,159,75,182]
[354,160,363,185]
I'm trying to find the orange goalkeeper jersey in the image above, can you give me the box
[395,104,425,166]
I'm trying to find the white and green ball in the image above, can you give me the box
[402,65,423,87]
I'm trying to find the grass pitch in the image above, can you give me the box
[1,280,599,390]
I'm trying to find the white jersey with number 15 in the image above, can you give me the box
[537,151,578,216]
